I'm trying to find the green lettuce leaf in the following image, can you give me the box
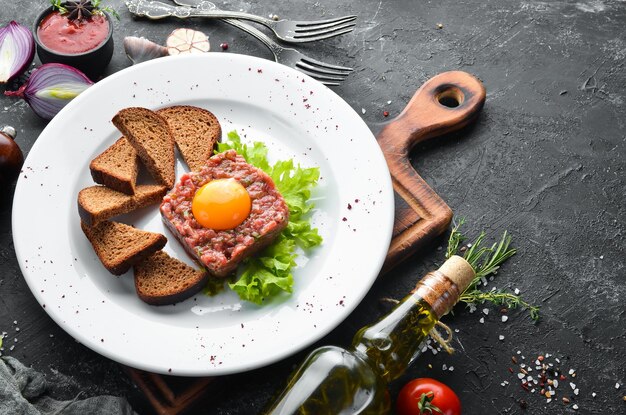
[216,131,322,304]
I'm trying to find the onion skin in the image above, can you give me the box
[4,63,93,120]
[0,21,35,84]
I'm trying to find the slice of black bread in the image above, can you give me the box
[78,184,167,226]
[90,137,138,195]
[81,220,167,275]
[134,250,208,305]
[157,106,221,171]
[112,107,176,188]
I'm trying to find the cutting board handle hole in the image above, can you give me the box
[436,86,464,108]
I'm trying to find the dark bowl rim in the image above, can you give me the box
[33,6,113,58]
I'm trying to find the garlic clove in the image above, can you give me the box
[166,28,210,55]
[123,36,169,65]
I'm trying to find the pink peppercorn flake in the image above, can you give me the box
[220,42,229,50]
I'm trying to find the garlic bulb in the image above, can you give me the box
[166,28,210,55]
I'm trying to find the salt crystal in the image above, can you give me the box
[514,288,520,295]
[442,364,447,370]
[361,108,366,114]
[387,100,392,104]
[527,376,533,382]
[572,404,579,410]
[615,383,620,389]
[546,398,552,403]
[570,382,576,390]
[479,317,485,324]
[499,335,505,341]
[502,315,509,322]
[574,388,579,395]
[9,345,14,351]
[454,329,460,333]
[422,346,428,352]
[520,363,526,368]
[448,366,454,371]
[13,321,17,325]
[592,392,596,397]
[553,379,559,388]
[569,369,575,375]
[483,308,490,315]
[517,350,522,355]
[518,373,525,380]
[599,255,604,259]
[431,349,438,355]
[531,388,536,393]
[555,358,561,363]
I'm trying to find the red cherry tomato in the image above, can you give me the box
[396,378,461,415]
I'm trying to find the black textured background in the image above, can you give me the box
[1,0,624,414]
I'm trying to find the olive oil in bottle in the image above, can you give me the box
[264,255,475,415]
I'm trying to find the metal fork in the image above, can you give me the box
[127,0,353,86]
[126,0,356,43]
[220,16,353,86]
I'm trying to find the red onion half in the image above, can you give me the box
[4,63,93,120]
[0,21,35,84]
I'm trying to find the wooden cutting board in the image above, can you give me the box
[125,70,486,415]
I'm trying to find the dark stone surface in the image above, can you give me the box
[1,0,624,414]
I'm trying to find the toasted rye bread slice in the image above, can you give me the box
[90,137,138,195]
[112,107,176,188]
[81,220,167,275]
[157,106,221,171]
[134,250,208,305]
[78,184,167,227]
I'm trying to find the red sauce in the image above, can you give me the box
[37,11,109,55]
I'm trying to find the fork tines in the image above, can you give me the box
[292,15,357,41]
[296,57,353,86]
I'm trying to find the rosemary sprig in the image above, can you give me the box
[460,290,540,321]
[445,218,465,259]
[447,220,539,320]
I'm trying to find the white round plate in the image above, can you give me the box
[13,54,394,376]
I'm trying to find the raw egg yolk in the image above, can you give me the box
[192,179,251,230]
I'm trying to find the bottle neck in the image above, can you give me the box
[351,271,462,383]
[411,270,461,319]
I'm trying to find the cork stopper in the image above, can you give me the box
[438,255,475,293]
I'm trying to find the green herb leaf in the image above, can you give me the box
[446,219,539,320]
[218,131,322,304]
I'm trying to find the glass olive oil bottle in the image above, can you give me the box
[264,255,475,415]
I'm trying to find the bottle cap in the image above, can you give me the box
[438,255,475,292]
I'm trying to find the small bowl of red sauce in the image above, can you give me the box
[34,6,113,79]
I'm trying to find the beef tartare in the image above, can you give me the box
[160,150,289,277]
